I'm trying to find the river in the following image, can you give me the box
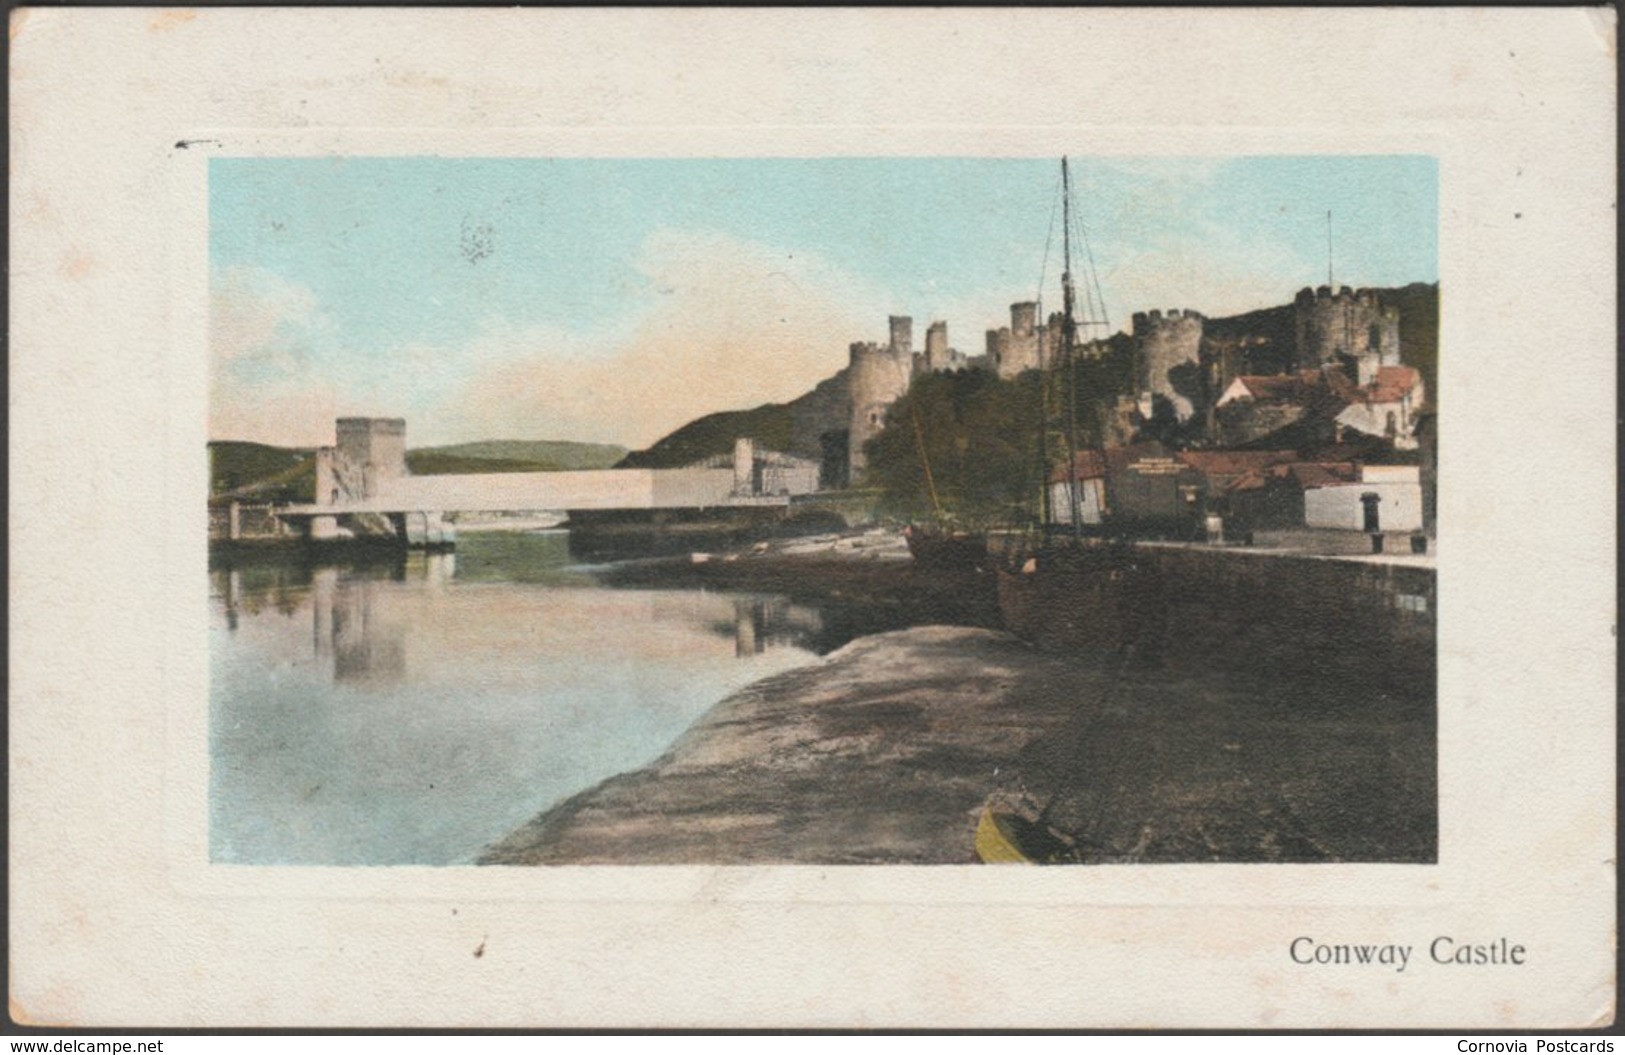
[210,530,1436,866]
[209,531,862,866]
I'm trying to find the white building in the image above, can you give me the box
[1335,366,1426,450]
[1046,451,1109,525]
[1303,465,1423,532]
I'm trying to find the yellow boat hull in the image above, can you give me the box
[975,807,1036,864]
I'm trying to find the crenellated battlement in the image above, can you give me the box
[1133,309,1205,422]
[1293,286,1403,383]
[1132,308,1205,330]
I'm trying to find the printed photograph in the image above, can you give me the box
[208,155,1439,867]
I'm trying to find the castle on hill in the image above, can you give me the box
[841,282,1427,479]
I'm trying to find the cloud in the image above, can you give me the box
[425,230,894,448]
[210,266,347,446]
[212,217,1325,453]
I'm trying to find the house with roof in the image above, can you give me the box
[1303,464,1424,532]
[1047,450,1110,526]
[1214,365,1427,452]
[1333,365,1426,450]
[1212,369,1352,448]
[1213,459,1361,531]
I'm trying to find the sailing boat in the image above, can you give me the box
[977,158,1164,864]
[990,157,1163,653]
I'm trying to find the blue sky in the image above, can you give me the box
[210,156,1437,448]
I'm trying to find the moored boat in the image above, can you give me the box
[994,536,1163,657]
[903,522,989,572]
[973,794,1086,864]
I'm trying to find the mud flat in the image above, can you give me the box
[480,624,1435,866]
[592,529,1003,636]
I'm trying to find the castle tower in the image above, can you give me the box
[1011,302,1037,337]
[1293,286,1402,385]
[986,328,1006,372]
[1131,310,1205,422]
[314,447,339,506]
[847,336,912,478]
[987,301,1044,378]
[889,315,913,357]
[925,321,949,372]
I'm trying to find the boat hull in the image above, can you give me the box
[904,526,989,572]
[974,806,1085,865]
[995,541,1165,658]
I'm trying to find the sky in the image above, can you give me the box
[210,155,1437,449]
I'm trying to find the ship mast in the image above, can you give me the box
[1061,157,1085,538]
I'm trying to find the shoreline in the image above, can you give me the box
[481,620,1434,866]
[484,528,1435,866]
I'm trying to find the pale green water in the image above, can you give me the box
[209,532,829,865]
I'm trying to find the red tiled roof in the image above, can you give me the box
[1210,459,1359,494]
[1364,365,1422,404]
[1287,461,1360,489]
[1228,372,1319,404]
[1225,369,1359,418]
[1177,449,1297,477]
[1225,470,1271,493]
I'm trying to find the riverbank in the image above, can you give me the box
[481,622,1435,865]
[592,528,1002,642]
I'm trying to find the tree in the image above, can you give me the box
[863,334,1138,526]
[864,368,1041,525]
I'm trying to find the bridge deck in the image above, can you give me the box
[280,467,791,515]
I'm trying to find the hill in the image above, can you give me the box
[209,441,316,503]
[1384,282,1439,409]
[618,403,796,470]
[406,451,563,475]
[618,368,853,471]
[410,440,626,471]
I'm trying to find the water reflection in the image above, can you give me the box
[209,535,827,865]
[727,596,827,657]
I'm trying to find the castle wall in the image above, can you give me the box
[1133,309,1205,420]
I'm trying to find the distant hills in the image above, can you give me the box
[209,441,316,503]
[409,439,628,470]
[208,438,628,501]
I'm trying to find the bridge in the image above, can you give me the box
[271,418,818,545]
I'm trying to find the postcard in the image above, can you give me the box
[9,7,1615,1029]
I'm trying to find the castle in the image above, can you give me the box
[840,282,1422,480]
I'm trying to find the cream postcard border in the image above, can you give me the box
[11,8,1615,1029]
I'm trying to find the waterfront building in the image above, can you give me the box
[1303,465,1424,533]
